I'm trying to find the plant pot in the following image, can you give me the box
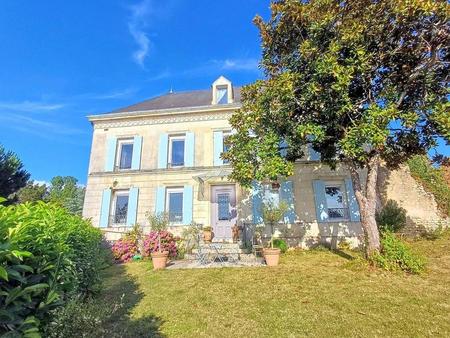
[151,251,169,270]
[263,248,281,266]
[203,230,214,242]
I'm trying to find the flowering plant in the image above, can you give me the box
[143,231,178,258]
[111,238,138,262]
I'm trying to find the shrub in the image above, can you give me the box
[272,238,288,253]
[370,232,425,274]
[111,238,138,262]
[407,155,450,217]
[376,199,407,233]
[0,201,104,335]
[143,231,177,258]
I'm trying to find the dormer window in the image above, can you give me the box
[216,85,228,104]
[212,76,233,105]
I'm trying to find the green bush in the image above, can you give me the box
[407,155,450,217]
[0,201,105,335]
[371,232,425,274]
[376,199,407,233]
[272,239,288,253]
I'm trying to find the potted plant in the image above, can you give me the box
[203,226,214,242]
[147,212,170,270]
[261,198,288,266]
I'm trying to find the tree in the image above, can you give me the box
[15,182,48,203]
[224,0,449,255]
[47,176,85,216]
[0,144,30,202]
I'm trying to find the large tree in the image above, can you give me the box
[0,144,30,202]
[224,0,449,255]
[47,176,85,216]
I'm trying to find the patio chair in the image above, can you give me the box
[195,233,209,265]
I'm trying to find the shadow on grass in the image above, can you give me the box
[99,263,166,338]
[331,249,357,261]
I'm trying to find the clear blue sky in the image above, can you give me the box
[0,1,448,185]
[0,0,270,184]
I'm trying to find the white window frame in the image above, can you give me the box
[324,181,349,221]
[168,134,185,168]
[111,190,129,226]
[165,187,184,224]
[215,85,229,104]
[116,138,134,171]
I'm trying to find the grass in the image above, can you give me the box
[95,233,450,337]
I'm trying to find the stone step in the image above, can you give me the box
[183,253,262,264]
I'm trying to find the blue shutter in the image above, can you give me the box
[131,136,142,170]
[105,137,117,171]
[157,134,168,169]
[213,131,224,166]
[155,186,165,214]
[308,144,320,161]
[252,181,263,224]
[345,178,361,222]
[280,180,295,223]
[126,187,139,226]
[183,185,193,225]
[313,180,329,222]
[280,139,288,158]
[99,188,112,227]
[184,132,195,167]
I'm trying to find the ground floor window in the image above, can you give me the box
[166,188,183,223]
[112,190,129,225]
[324,183,348,220]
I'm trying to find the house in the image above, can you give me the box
[85,76,419,248]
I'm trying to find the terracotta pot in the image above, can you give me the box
[151,251,169,270]
[203,230,213,242]
[263,248,281,267]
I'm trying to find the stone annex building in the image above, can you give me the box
[82,76,446,247]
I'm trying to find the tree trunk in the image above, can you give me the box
[348,156,381,256]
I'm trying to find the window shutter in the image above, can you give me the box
[280,180,296,223]
[252,181,263,225]
[312,180,329,222]
[345,178,361,222]
[105,137,117,171]
[157,134,168,169]
[126,187,139,226]
[183,185,193,225]
[279,139,288,158]
[184,132,195,167]
[99,188,112,227]
[308,144,320,161]
[155,186,165,214]
[131,136,142,170]
[213,131,224,166]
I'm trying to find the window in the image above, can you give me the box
[169,135,185,167]
[263,183,280,206]
[166,188,183,223]
[222,131,231,164]
[112,191,129,224]
[117,139,133,170]
[218,193,231,220]
[216,85,228,104]
[325,183,348,220]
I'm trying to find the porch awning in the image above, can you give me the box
[193,168,233,199]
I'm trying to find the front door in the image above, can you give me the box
[211,185,237,241]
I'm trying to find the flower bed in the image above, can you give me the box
[143,231,177,258]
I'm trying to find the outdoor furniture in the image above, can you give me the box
[210,243,226,264]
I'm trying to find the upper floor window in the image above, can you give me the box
[222,131,231,164]
[116,139,133,170]
[216,85,228,104]
[325,183,348,220]
[263,182,280,207]
[166,187,183,223]
[112,190,129,225]
[169,135,185,167]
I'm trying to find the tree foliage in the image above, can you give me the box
[0,144,30,202]
[16,182,48,203]
[47,176,85,216]
[225,0,449,186]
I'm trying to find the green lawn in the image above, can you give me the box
[96,234,450,337]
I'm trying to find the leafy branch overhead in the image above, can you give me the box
[223,0,449,187]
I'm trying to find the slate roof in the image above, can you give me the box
[109,87,242,114]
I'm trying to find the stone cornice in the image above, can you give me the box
[93,111,234,129]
